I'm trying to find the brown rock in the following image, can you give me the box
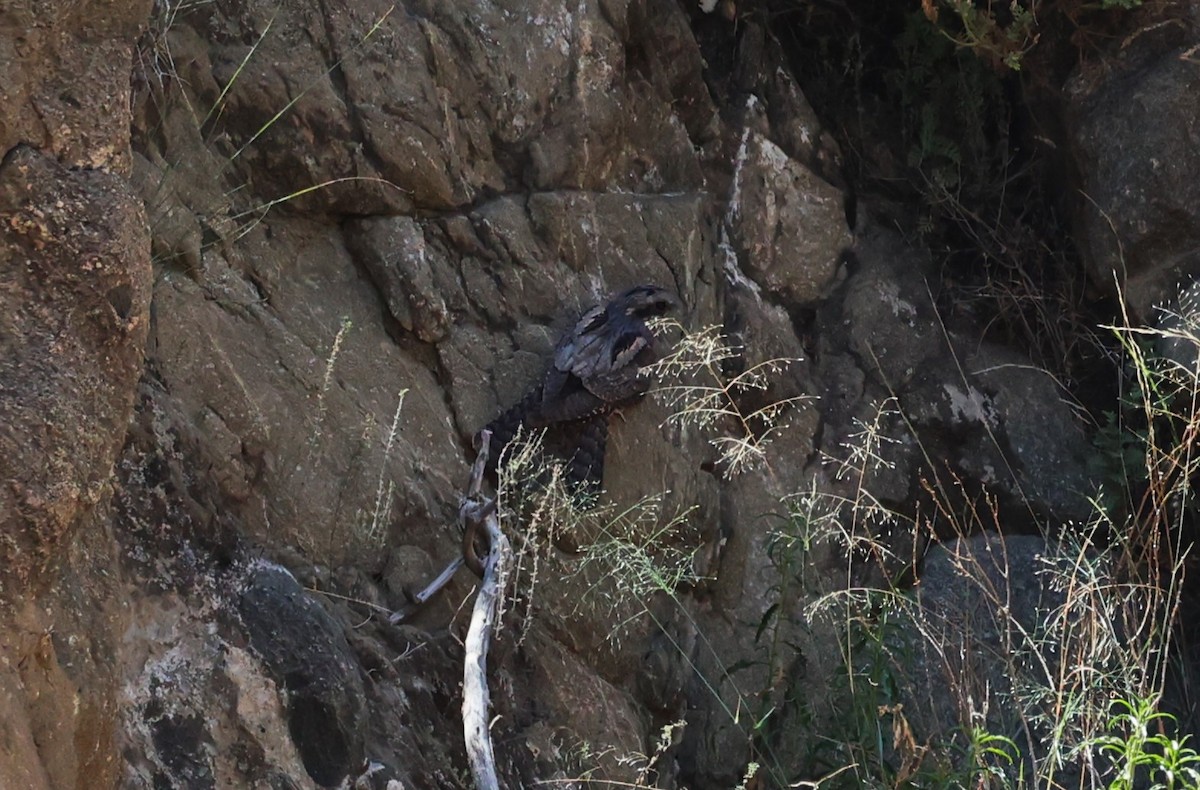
[729,131,850,305]
[344,216,451,343]
[0,145,151,592]
[148,218,468,569]
[0,2,150,171]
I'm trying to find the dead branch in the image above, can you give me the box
[387,556,465,625]
[460,431,510,790]
[387,428,496,622]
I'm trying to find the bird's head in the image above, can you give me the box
[614,284,680,320]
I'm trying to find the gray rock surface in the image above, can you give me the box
[1066,7,1200,317]
[238,564,368,786]
[900,533,1098,783]
[729,130,850,305]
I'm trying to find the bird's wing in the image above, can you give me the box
[536,328,646,423]
[581,364,652,404]
[534,292,665,422]
[553,304,607,373]
[577,319,652,396]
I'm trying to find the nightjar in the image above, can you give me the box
[480,284,679,488]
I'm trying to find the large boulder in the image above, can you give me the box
[1064,6,1200,316]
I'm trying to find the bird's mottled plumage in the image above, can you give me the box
[480,284,679,485]
[529,284,678,427]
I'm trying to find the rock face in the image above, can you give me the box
[898,533,1111,786]
[0,145,152,593]
[904,536,1059,773]
[729,129,850,305]
[237,565,368,786]
[0,0,1135,788]
[0,140,151,788]
[1064,5,1200,317]
[0,1,150,170]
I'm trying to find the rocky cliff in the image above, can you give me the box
[3,0,1200,788]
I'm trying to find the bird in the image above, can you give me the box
[479,284,680,487]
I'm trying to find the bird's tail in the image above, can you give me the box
[477,388,607,490]
[478,388,543,478]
